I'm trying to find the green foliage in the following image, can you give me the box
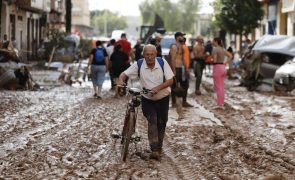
[90,10,127,37]
[78,38,93,58]
[215,0,264,36]
[43,29,67,60]
[139,0,199,34]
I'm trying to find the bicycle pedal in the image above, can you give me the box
[111,134,120,139]
[134,136,141,142]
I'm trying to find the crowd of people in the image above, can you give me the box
[86,31,241,161]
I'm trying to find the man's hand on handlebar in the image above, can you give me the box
[150,87,160,95]
[117,79,126,86]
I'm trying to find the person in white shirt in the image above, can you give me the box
[118,44,174,160]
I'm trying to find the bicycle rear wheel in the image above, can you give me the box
[121,111,135,161]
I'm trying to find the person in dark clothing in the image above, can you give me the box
[110,44,130,97]
[204,40,213,75]
[14,66,32,89]
[192,36,206,95]
[88,40,109,98]
[149,37,162,58]
[133,40,143,61]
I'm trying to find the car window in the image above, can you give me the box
[266,53,292,66]
[160,38,176,48]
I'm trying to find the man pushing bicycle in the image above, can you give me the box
[118,44,174,161]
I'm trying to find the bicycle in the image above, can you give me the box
[115,85,151,161]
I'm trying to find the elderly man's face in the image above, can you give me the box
[143,46,157,66]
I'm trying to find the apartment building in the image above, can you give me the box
[71,0,92,37]
[1,0,49,61]
[255,0,295,39]
[0,0,69,61]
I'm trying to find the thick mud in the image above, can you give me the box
[0,73,294,179]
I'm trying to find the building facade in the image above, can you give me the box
[255,0,295,38]
[1,0,50,61]
[71,0,92,37]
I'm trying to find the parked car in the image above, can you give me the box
[37,34,80,63]
[160,35,176,60]
[241,35,295,91]
[273,58,295,91]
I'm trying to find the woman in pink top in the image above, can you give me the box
[211,37,232,109]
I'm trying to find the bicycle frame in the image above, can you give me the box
[122,90,141,141]
[120,86,150,161]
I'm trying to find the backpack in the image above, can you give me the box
[137,57,165,82]
[94,47,105,63]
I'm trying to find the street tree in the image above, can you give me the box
[214,0,264,48]
[90,10,127,37]
[139,0,199,34]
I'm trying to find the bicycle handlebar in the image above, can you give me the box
[116,85,153,96]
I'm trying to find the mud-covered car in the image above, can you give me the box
[273,58,295,91]
[37,35,80,63]
[241,35,295,91]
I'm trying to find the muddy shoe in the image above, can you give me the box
[177,115,184,120]
[195,90,201,95]
[96,96,102,99]
[136,152,149,161]
[149,151,160,161]
[183,101,193,107]
[213,105,225,110]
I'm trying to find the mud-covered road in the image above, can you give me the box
[0,73,295,179]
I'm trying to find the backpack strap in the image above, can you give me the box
[156,57,164,73]
[137,57,165,82]
[137,58,144,78]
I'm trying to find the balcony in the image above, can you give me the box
[16,0,44,13]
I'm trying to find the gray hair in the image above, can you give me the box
[143,44,157,54]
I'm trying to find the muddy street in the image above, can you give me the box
[0,76,295,179]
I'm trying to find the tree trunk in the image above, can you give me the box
[239,33,243,56]
[0,0,2,37]
[48,46,57,68]
[219,29,226,47]
[65,0,72,34]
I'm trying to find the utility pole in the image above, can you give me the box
[0,0,2,37]
[65,0,72,34]
[104,13,107,37]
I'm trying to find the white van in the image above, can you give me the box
[111,30,125,40]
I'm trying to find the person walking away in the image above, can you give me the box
[88,40,109,99]
[193,36,206,95]
[211,37,232,109]
[110,44,130,97]
[116,33,132,58]
[118,44,174,161]
[106,39,116,90]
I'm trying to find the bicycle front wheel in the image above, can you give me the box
[121,111,135,162]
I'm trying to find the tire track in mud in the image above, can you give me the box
[199,81,295,176]
[0,88,127,178]
[0,88,88,159]
[134,112,199,179]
